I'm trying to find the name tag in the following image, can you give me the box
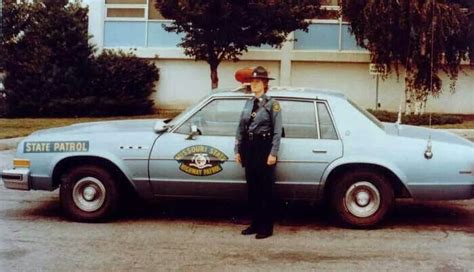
[24,141,89,153]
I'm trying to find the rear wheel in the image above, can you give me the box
[60,165,119,222]
[331,170,394,228]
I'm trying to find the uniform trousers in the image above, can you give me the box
[242,136,275,233]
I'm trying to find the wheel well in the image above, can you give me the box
[52,156,134,192]
[323,163,411,200]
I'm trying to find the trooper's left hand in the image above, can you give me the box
[267,155,277,166]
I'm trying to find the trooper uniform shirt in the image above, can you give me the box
[234,94,283,159]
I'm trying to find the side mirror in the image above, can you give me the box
[153,120,168,133]
[186,125,200,140]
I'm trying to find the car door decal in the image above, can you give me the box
[174,145,228,176]
[24,141,89,153]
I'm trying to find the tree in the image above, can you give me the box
[342,0,471,114]
[1,1,94,116]
[1,1,159,117]
[155,0,321,89]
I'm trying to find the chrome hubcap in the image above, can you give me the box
[72,177,106,212]
[355,191,370,207]
[83,186,98,201]
[345,181,380,218]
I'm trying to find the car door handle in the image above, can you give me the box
[312,149,327,154]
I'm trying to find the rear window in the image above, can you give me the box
[347,99,384,130]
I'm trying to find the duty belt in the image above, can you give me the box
[246,132,272,141]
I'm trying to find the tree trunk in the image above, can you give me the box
[210,64,219,90]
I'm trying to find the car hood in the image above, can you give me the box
[31,119,161,136]
[383,123,473,147]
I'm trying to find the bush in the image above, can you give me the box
[1,2,159,117]
[88,50,159,116]
[368,110,464,126]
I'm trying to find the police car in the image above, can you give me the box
[1,86,473,227]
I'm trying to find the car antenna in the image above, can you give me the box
[428,0,435,131]
[396,100,402,125]
[424,0,435,160]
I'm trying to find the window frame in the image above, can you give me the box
[171,97,250,137]
[316,100,340,140]
[273,98,321,140]
[168,96,340,140]
[105,3,148,21]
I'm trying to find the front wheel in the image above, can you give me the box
[331,171,394,228]
[60,165,119,222]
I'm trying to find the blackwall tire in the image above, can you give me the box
[331,170,394,228]
[60,165,119,222]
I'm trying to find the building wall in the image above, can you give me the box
[153,60,280,110]
[291,62,474,113]
[83,0,474,114]
[151,60,473,113]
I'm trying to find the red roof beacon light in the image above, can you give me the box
[234,67,254,84]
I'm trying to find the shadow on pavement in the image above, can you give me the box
[12,196,474,232]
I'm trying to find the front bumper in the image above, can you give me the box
[1,168,30,190]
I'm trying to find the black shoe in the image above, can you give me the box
[241,226,258,235]
[255,232,272,239]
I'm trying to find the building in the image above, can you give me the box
[83,0,473,113]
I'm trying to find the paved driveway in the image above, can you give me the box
[0,150,473,271]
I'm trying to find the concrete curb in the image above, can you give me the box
[0,137,24,151]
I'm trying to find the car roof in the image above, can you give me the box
[212,86,347,100]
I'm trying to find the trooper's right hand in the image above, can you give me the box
[235,153,241,164]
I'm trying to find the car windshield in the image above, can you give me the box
[347,99,385,130]
[165,95,209,128]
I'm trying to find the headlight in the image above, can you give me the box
[13,159,30,168]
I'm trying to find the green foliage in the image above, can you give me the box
[1,2,159,117]
[342,0,471,99]
[368,110,463,126]
[154,0,321,88]
[87,50,159,116]
[1,1,93,117]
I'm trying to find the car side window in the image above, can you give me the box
[317,102,338,140]
[278,100,318,139]
[175,99,247,136]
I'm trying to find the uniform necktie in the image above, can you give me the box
[250,98,259,120]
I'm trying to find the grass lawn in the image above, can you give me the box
[0,112,178,139]
[431,120,474,129]
[0,112,472,140]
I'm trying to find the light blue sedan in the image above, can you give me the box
[2,87,473,227]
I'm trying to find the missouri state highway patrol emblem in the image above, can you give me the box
[272,101,281,112]
[174,145,228,176]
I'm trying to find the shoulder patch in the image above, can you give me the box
[272,101,281,112]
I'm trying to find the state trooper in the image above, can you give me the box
[234,66,283,239]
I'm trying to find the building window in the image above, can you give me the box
[148,0,165,20]
[106,8,145,18]
[103,0,364,52]
[104,0,183,48]
[320,0,340,9]
[294,20,365,51]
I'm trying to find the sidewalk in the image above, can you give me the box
[0,129,472,151]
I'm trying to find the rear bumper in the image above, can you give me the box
[1,168,30,190]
